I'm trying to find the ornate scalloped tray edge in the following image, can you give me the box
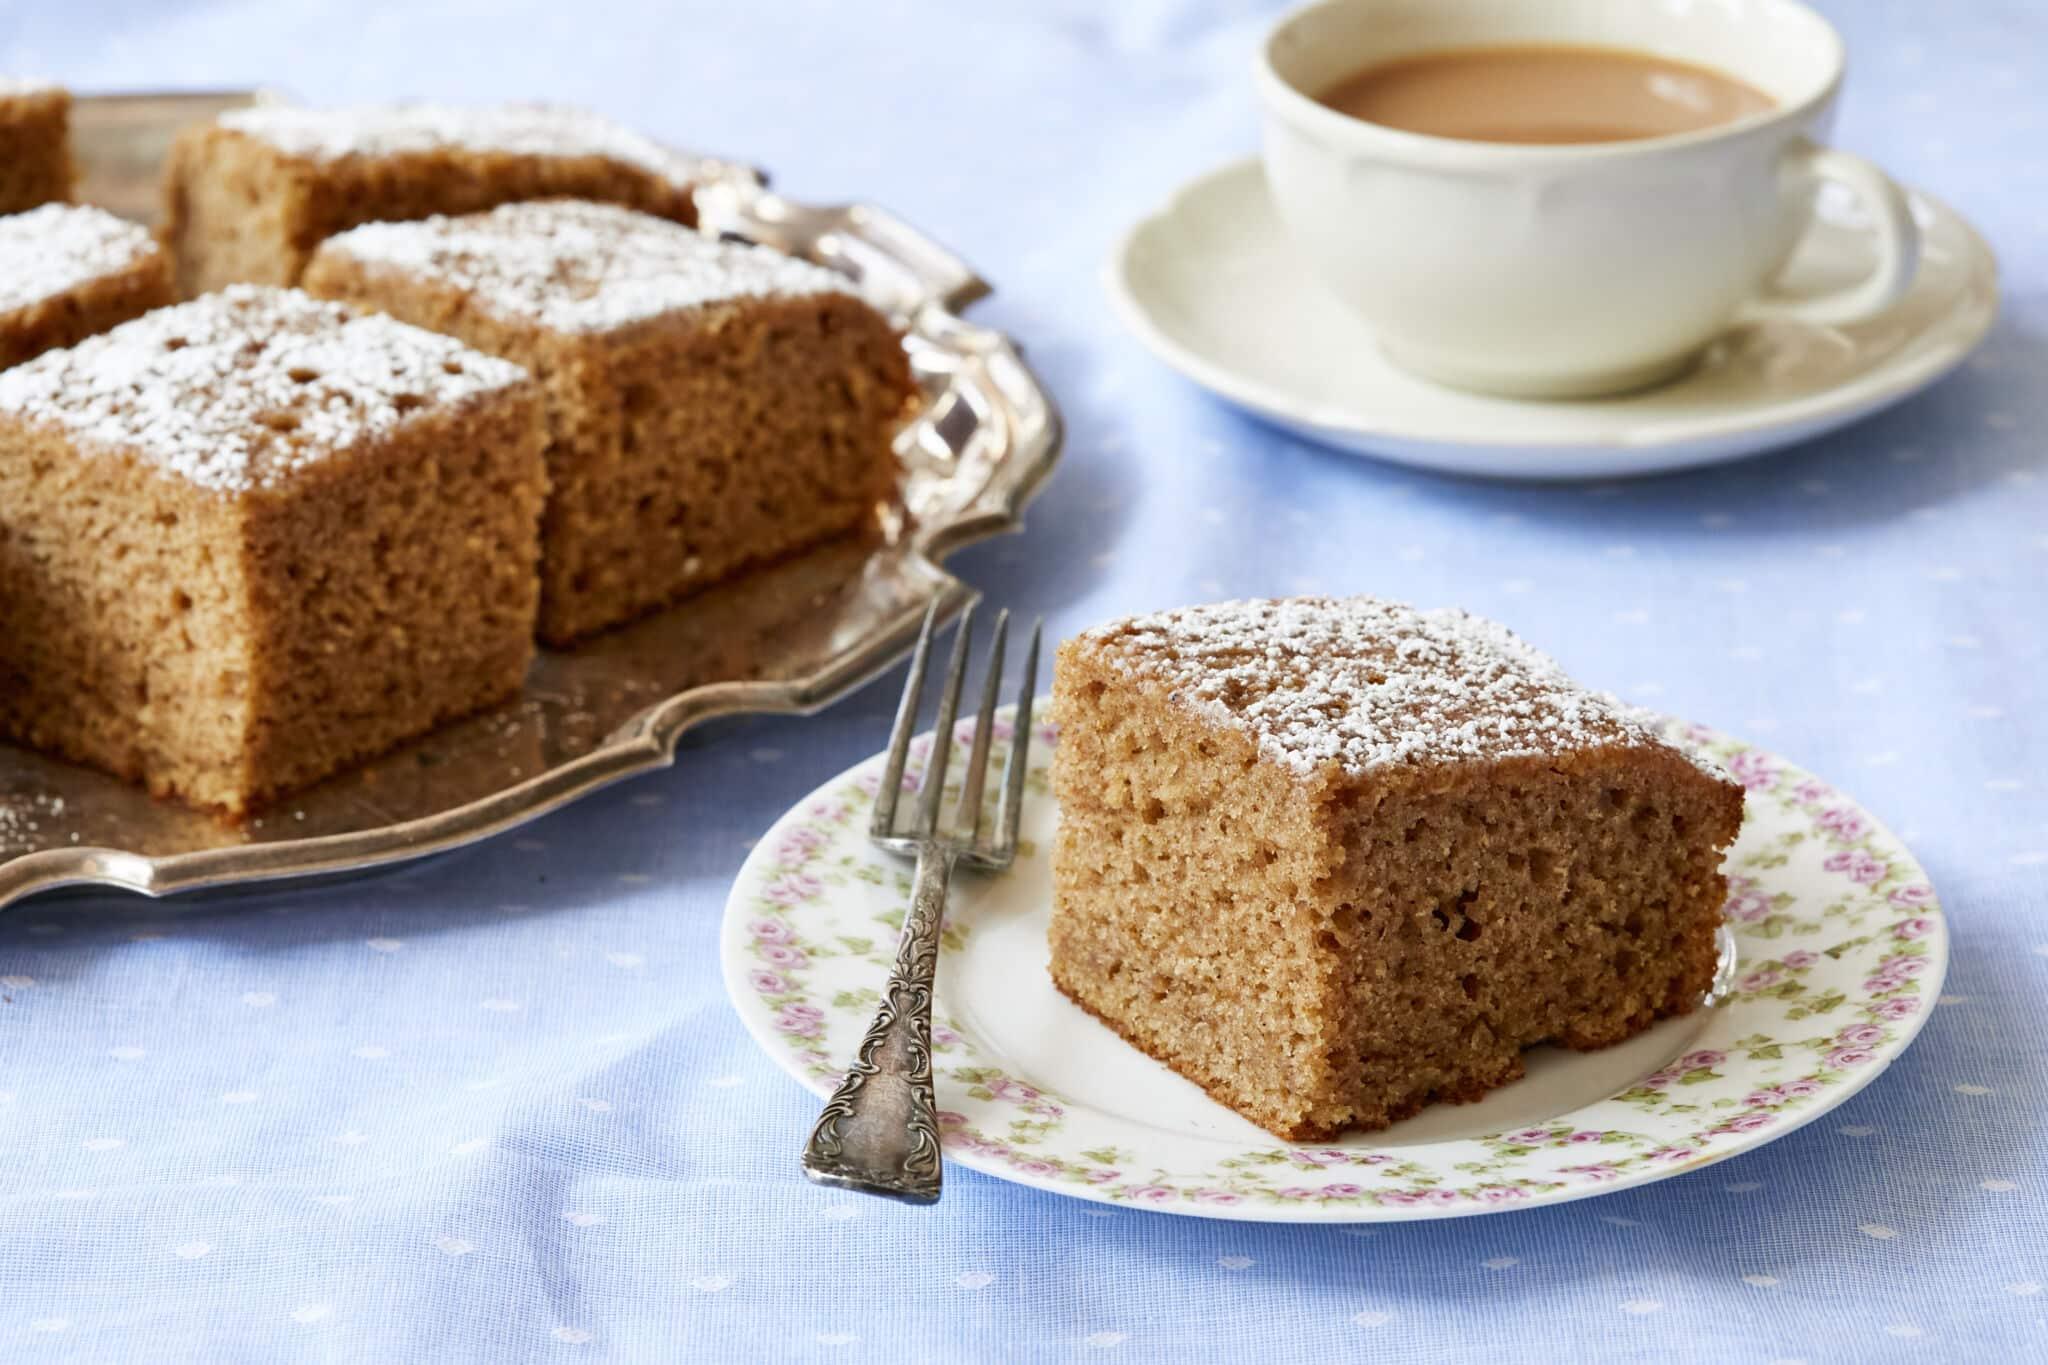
[0,92,1063,910]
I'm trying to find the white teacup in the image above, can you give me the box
[1255,0,1919,399]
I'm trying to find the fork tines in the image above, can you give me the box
[871,600,1040,867]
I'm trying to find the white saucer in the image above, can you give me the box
[1107,158,1997,481]
[724,709,1946,1221]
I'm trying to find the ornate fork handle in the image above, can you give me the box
[801,844,955,1203]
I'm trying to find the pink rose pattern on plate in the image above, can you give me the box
[734,712,1944,1218]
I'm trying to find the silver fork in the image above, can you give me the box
[800,600,1041,1204]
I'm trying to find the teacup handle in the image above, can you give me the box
[1740,140,1920,329]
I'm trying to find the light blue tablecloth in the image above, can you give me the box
[3,2,2044,1360]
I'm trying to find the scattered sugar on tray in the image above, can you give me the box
[1084,596,1684,779]
[0,205,157,316]
[0,285,528,493]
[0,793,66,849]
[318,200,850,333]
[220,102,699,184]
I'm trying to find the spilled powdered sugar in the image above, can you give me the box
[219,102,699,184]
[1084,596,1704,781]
[317,200,850,333]
[0,204,159,316]
[0,285,528,493]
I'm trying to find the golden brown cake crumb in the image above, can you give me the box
[0,204,175,369]
[303,200,914,643]
[0,80,70,214]
[1048,596,1744,1141]
[161,102,702,295]
[0,285,548,816]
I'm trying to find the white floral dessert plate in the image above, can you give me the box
[723,710,1946,1221]
[1106,158,1997,481]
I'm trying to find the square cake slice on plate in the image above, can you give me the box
[0,285,548,816]
[1049,596,1743,1141]
[162,102,702,294]
[0,80,70,214]
[0,204,176,369]
[303,199,914,643]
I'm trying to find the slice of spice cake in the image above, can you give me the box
[1049,597,1743,1141]
[162,102,702,294]
[0,204,175,369]
[0,80,70,214]
[0,286,547,816]
[303,200,914,643]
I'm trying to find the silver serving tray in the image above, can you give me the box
[0,93,1061,910]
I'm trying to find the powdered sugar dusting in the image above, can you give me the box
[316,200,851,333]
[0,285,528,493]
[0,78,60,98]
[0,204,159,316]
[219,102,698,184]
[1085,597,1697,781]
